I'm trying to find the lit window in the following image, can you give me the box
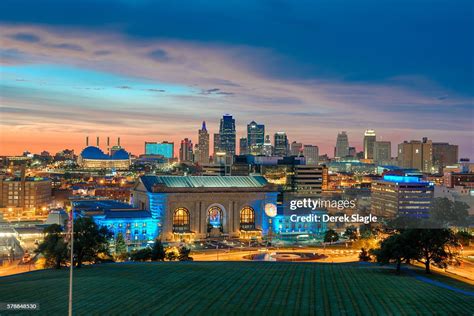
[173,207,190,232]
[240,206,255,225]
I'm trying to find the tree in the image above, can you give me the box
[455,231,472,247]
[178,246,193,261]
[343,226,358,241]
[372,233,418,274]
[115,233,127,255]
[359,225,374,239]
[73,217,111,268]
[324,229,339,243]
[359,248,371,262]
[130,248,152,261]
[151,240,166,261]
[36,224,68,269]
[165,248,178,261]
[430,198,469,228]
[405,229,459,274]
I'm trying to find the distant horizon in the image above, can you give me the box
[0,120,470,160]
[1,1,472,158]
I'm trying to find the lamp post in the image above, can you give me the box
[68,203,74,316]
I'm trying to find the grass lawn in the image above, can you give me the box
[0,262,473,315]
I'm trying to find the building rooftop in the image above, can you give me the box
[140,175,269,191]
[80,146,130,160]
[72,199,135,211]
[102,210,152,219]
[382,175,431,184]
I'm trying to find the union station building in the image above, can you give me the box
[132,175,279,241]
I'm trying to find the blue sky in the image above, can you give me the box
[0,0,472,157]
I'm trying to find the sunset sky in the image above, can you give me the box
[0,0,472,158]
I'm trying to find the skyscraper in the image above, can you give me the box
[179,138,193,163]
[262,135,273,156]
[274,132,288,157]
[397,138,433,173]
[239,137,248,155]
[246,121,265,155]
[363,129,376,160]
[219,114,236,156]
[373,141,391,164]
[335,131,349,158]
[432,142,459,173]
[196,121,210,164]
[290,141,303,156]
[303,145,319,165]
[213,133,220,156]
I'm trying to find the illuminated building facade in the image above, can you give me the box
[0,176,51,219]
[262,135,273,156]
[290,165,325,196]
[371,174,434,218]
[247,121,265,155]
[78,146,131,170]
[363,129,376,160]
[132,175,278,240]
[196,122,210,164]
[144,141,174,159]
[271,209,328,239]
[274,132,289,157]
[219,114,236,156]
[179,138,194,163]
[73,199,159,249]
[397,138,433,173]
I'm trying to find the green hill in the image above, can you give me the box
[0,262,472,315]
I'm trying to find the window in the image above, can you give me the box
[240,206,255,224]
[240,206,255,230]
[173,208,190,232]
[207,206,223,228]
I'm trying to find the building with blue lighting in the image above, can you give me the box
[78,146,130,170]
[371,173,434,218]
[132,175,278,241]
[144,141,174,159]
[72,199,159,249]
[270,209,328,240]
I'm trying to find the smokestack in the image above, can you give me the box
[118,137,121,147]
[97,136,100,147]
[86,136,89,146]
[107,137,110,147]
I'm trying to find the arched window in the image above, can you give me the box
[173,208,190,232]
[240,206,255,230]
[240,206,255,224]
[207,206,223,228]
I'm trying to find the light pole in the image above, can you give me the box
[68,203,74,316]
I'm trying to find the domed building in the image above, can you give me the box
[78,146,130,170]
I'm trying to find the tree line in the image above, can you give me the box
[36,217,192,269]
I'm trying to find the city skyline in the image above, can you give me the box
[0,121,470,160]
[1,1,472,158]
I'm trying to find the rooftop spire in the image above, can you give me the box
[201,121,207,131]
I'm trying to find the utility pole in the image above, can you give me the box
[68,203,74,316]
